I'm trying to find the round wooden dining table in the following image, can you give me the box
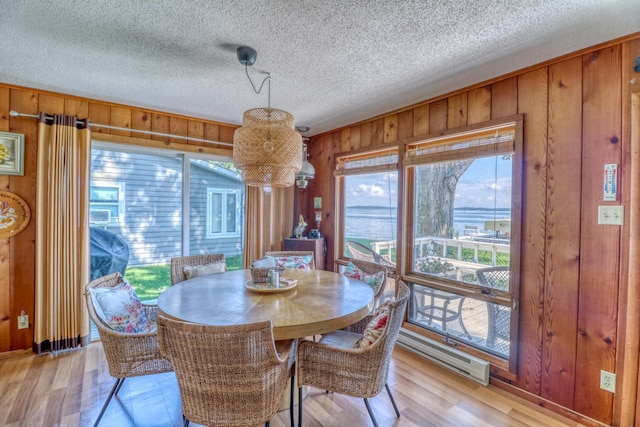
[156,268,375,341]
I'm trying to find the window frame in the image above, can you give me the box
[402,116,523,376]
[206,187,242,238]
[334,146,400,275]
[89,180,125,225]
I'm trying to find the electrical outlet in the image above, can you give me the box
[600,370,616,393]
[17,314,28,330]
[598,206,624,225]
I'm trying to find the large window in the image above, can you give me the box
[335,148,398,270]
[404,119,522,372]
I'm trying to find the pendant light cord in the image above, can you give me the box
[245,65,272,108]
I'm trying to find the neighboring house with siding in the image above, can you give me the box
[90,149,245,267]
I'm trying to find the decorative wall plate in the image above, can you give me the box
[0,191,31,238]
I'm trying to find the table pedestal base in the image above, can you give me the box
[279,377,310,411]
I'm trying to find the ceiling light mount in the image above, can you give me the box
[236,46,271,101]
[236,46,257,66]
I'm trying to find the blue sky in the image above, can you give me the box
[345,172,398,208]
[455,156,512,208]
[345,155,512,209]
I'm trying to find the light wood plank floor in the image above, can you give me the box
[0,342,587,427]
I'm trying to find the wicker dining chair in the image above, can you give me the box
[265,250,316,270]
[296,281,410,427]
[84,272,173,427]
[345,241,395,268]
[170,253,227,285]
[341,259,392,334]
[157,316,297,427]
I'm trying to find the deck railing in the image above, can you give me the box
[370,236,510,266]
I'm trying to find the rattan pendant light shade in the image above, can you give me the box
[233,107,302,187]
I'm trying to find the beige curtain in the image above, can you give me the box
[34,113,91,353]
[243,186,294,267]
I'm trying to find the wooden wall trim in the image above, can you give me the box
[402,114,522,147]
[2,82,240,129]
[334,144,399,161]
[614,37,640,427]
[514,66,548,396]
[93,133,233,156]
[624,91,640,427]
[490,377,610,427]
[0,86,10,352]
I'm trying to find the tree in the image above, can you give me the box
[415,160,473,238]
[210,161,238,172]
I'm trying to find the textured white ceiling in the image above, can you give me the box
[1,1,639,136]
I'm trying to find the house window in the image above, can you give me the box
[403,118,522,372]
[207,188,241,237]
[335,148,398,271]
[90,181,125,225]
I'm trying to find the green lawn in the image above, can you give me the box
[124,264,171,301]
[125,254,243,301]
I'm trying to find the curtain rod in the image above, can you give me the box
[9,110,234,147]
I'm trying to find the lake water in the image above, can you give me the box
[345,206,511,241]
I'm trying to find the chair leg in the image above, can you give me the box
[441,299,450,331]
[363,398,379,427]
[93,377,124,427]
[385,383,400,418]
[289,375,295,427]
[456,297,473,339]
[183,414,189,427]
[298,387,303,427]
[114,377,126,395]
[265,422,269,427]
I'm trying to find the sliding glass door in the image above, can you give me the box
[90,142,245,300]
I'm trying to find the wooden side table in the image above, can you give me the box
[284,237,326,270]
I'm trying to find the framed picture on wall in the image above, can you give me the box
[0,132,24,176]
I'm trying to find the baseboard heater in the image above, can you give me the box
[396,328,490,386]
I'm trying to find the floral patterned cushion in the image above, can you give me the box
[274,255,313,269]
[89,279,151,334]
[343,262,385,292]
[183,261,226,279]
[355,300,393,348]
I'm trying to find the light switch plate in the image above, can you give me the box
[598,206,624,225]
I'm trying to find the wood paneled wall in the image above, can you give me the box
[0,86,236,354]
[301,35,640,425]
